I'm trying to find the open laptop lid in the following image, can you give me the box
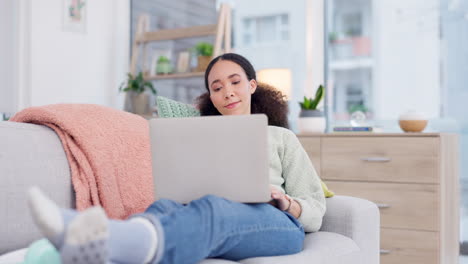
[149,114,270,204]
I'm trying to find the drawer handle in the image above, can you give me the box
[376,203,391,209]
[380,249,391,255]
[361,157,392,162]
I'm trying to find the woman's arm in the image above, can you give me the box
[280,130,326,232]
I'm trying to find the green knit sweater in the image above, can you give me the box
[268,126,326,232]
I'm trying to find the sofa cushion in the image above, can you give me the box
[239,232,360,264]
[1,232,359,264]
[156,96,200,118]
[197,232,360,264]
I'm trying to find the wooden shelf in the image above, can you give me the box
[130,4,231,79]
[136,25,218,43]
[144,72,205,80]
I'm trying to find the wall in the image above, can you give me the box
[0,0,16,113]
[5,0,130,112]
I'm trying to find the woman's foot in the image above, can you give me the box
[60,207,109,264]
[28,187,109,263]
[27,187,159,264]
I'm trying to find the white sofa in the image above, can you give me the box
[0,121,380,264]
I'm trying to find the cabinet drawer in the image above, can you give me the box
[322,137,439,183]
[381,228,438,264]
[326,181,439,231]
[298,137,321,174]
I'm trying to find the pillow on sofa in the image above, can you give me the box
[155,96,334,198]
[156,96,200,118]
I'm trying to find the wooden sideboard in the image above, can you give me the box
[297,133,459,264]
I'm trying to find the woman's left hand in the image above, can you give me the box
[269,186,292,211]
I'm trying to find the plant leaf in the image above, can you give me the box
[310,85,324,110]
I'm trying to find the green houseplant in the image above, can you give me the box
[194,42,214,71]
[120,72,157,116]
[298,85,326,133]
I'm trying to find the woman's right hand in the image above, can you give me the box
[269,186,291,211]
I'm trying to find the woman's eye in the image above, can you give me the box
[232,81,240,85]
[213,87,221,92]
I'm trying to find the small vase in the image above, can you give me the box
[124,92,151,116]
[298,110,326,133]
[197,56,212,72]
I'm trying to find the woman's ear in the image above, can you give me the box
[249,79,258,94]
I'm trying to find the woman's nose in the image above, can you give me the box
[224,89,234,99]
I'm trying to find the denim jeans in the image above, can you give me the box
[143,195,305,264]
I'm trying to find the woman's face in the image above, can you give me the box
[207,60,257,115]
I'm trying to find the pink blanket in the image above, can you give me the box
[11,104,154,219]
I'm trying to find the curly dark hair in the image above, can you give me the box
[196,53,289,129]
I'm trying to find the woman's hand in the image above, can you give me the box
[269,186,302,219]
[269,186,291,211]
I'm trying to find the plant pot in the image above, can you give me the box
[124,92,151,116]
[197,56,212,72]
[156,61,172,75]
[298,110,326,133]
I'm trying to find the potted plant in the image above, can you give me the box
[156,56,172,75]
[120,72,157,116]
[194,42,214,72]
[298,85,326,133]
[2,114,9,121]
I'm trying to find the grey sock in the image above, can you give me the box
[59,207,109,264]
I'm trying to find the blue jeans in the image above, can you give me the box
[143,195,305,264]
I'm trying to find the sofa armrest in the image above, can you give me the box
[320,195,380,264]
[0,121,74,254]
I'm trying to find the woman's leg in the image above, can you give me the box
[149,194,305,264]
[145,198,184,217]
[29,188,304,264]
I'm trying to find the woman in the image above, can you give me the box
[28,53,326,264]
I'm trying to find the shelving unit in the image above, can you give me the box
[144,72,205,81]
[130,3,232,80]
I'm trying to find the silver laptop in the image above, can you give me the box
[149,114,270,204]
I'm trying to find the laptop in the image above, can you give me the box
[148,114,271,204]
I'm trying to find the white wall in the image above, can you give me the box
[374,0,440,119]
[11,0,130,111]
[0,0,16,113]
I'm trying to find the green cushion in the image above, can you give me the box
[156,96,200,118]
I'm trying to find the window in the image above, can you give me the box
[242,14,290,46]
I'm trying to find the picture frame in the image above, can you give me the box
[63,0,87,33]
[176,51,190,73]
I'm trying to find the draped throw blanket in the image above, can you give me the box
[11,104,154,219]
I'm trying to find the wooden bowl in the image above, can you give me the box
[399,119,428,132]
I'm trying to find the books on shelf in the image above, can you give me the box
[333,126,373,132]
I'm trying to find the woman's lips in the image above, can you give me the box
[225,101,240,109]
